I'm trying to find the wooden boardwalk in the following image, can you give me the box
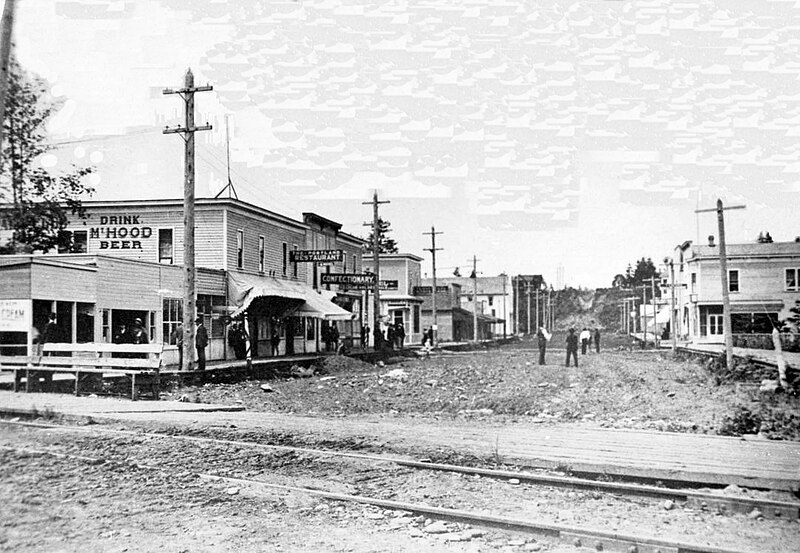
[1,390,796,493]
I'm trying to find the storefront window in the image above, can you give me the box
[197,295,226,338]
[102,309,111,342]
[76,303,94,343]
[162,298,182,345]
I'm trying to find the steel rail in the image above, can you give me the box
[1,419,797,520]
[0,444,755,553]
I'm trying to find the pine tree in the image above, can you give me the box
[363,217,398,254]
[0,59,94,254]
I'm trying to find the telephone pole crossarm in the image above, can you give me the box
[695,199,746,374]
[423,227,443,348]
[162,68,213,371]
[362,192,390,351]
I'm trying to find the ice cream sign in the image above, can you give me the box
[0,300,30,332]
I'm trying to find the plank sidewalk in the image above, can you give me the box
[0,391,797,492]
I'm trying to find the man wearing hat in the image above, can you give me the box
[130,317,149,345]
[195,316,208,371]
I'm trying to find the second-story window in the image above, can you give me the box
[786,268,800,291]
[282,243,288,276]
[352,254,356,274]
[236,230,244,269]
[158,229,173,265]
[691,273,696,293]
[258,236,265,273]
[729,269,739,293]
[292,244,298,277]
[488,295,494,306]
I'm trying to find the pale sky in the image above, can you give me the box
[12,0,800,288]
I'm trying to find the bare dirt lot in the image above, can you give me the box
[174,343,800,440]
[2,342,799,553]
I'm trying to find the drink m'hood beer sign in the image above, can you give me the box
[289,249,343,263]
[321,273,398,290]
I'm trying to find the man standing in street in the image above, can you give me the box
[580,327,590,355]
[566,328,579,367]
[537,326,549,365]
[594,328,601,353]
[195,316,208,371]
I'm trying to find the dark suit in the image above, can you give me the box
[195,323,209,371]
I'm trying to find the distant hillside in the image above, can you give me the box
[552,287,629,333]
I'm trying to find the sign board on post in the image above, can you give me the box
[289,250,343,263]
[321,273,398,290]
[0,299,31,332]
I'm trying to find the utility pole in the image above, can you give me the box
[641,286,647,344]
[423,226,443,348]
[163,69,212,371]
[513,276,519,336]
[696,199,746,372]
[526,281,531,334]
[651,275,658,349]
[470,255,479,342]
[501,274,507,339]
[363,191,389,350]
[0,0,16,163]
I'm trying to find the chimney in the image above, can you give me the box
[708,235,716,247]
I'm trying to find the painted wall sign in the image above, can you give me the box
[0,299,30,332]
[88,214,153,250]
[290,249,343,263]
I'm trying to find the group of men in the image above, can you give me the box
[362,321,406,351]
[166,317,208,371]
[536,326,601,367]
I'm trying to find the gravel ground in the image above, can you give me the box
[3,344,798,552]
[170,346,800,440]
[1,422,798,553]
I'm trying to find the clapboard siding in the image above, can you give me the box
[226,209,307,281]
[0,265,31,299]
[94,258,170,310]
[30,263,97,302]
[197,268,227,296]
[195,209,225,268]
[67,207,182,265]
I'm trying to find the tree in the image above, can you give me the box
[0,59,94,254]
[363,216,398,254]
[782,300,800,333]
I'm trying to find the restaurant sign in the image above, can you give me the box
[289,249,343,263]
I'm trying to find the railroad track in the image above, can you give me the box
[0,440,769,553]
[2,419,798,524]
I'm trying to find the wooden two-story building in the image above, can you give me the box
[0,198,364,365]
[672,238,800,344]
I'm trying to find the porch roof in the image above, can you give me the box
[227,272,353,320]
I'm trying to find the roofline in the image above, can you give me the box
[363,253,424,262]
[303,212,342,231]
[77,198,308,231]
